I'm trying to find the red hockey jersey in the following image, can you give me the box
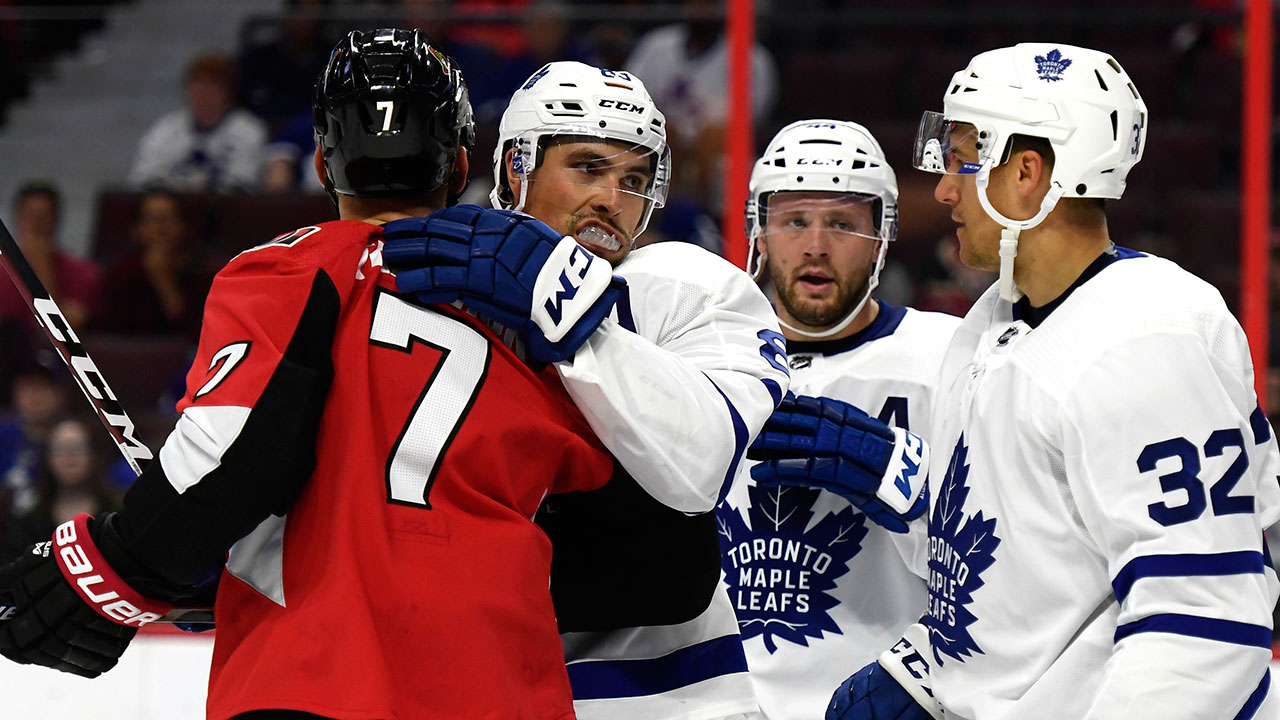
[136,220,611,719]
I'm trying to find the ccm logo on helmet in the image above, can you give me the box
[54,520,164,627]
[796,158,844,166]
[598,99,646,115]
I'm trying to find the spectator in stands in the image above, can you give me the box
[4,415,119,563]
[625,0,778,208]
[128,53,268,192]
[0,356,68,520]
[238,0,334,137]
[481,0,593,122]
[98,190,215,341]
[0,181,102,331]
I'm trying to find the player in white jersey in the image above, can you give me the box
[384,61,788,720]
[717,119,959,720]
[820,43,1280,720]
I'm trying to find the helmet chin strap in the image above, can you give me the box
[973,166,1065,302]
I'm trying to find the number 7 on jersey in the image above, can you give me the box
[370,292,490,508]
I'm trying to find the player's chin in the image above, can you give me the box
[579,241,628,266]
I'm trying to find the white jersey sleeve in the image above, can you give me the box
[1063,315,1280,719]
[555,242,789,513]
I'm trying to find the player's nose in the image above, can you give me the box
[800,226,832,256]
[934,173,960,206]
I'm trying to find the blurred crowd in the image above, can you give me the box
[0,0,1272,559]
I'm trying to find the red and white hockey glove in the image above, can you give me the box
[0,513,172,677]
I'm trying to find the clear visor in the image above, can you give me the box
[517,133,674,252]
[527,129,669,207]
[913,111,986,175]
[762,191,883,243]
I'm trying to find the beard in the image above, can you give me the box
[770,263,871,330]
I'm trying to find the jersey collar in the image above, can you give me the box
[785,299,907,356]
[1013,245,1143,328]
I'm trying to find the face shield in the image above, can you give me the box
[913,112,990,176]
[762,191,886,245]
[507,128,670,250]
[761,191,890,340]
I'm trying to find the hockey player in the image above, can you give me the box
[382,61,790,720]
[717,119,959,720]
[825,43,1280,720]
[0,29,619,720]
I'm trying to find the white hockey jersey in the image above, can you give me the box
[553,241,790,720]
[718,301,960,720]
[926,248,1280,720]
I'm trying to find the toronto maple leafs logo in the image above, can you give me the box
[925,437,1001,666]
[1034,48,1072,82]
[717,483,867,653]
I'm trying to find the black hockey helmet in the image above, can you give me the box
[313,28,475,198]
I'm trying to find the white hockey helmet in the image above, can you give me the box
[913,43,1147,300]
[491,61,671,238]
[747,119,898,338]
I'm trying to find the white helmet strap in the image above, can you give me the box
[973,164,1065,302]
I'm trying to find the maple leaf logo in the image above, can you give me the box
[925,436,1001,666]
[1034,48,1072,82]
[717,483,868,653]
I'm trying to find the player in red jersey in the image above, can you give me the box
[0,28,617,720]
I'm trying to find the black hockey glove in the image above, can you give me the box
[0,513,172,678]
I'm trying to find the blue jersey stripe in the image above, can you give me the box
[1111,551,1265,603]
[1114,613,1272,649]
[615,285,637,333]
[707,375,749,503]
[566,634,749,701]
[1235,669,1271,720]
[1250,405,1271,445]
[762,377,784,407]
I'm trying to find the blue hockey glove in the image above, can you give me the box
[383,205,625,365]
[748,393,929,533]
[828,624,943,720]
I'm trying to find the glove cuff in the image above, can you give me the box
[530,236,617,343]
[878,623,945,720]
[879,427,929,516]
[53,514,173,628]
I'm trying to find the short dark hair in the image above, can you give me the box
[1004,135,1104,213]
[1005,134,1055,170]
[14,179,60,218]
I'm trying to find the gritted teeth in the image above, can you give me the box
[577,224,621,252]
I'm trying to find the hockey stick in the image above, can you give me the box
[0,217,152,474]
[0,218,213,625]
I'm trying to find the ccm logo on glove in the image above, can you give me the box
[53,515,170,627]
[542,243,593,326]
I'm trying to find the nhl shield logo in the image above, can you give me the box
[1034,48,1072,82]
